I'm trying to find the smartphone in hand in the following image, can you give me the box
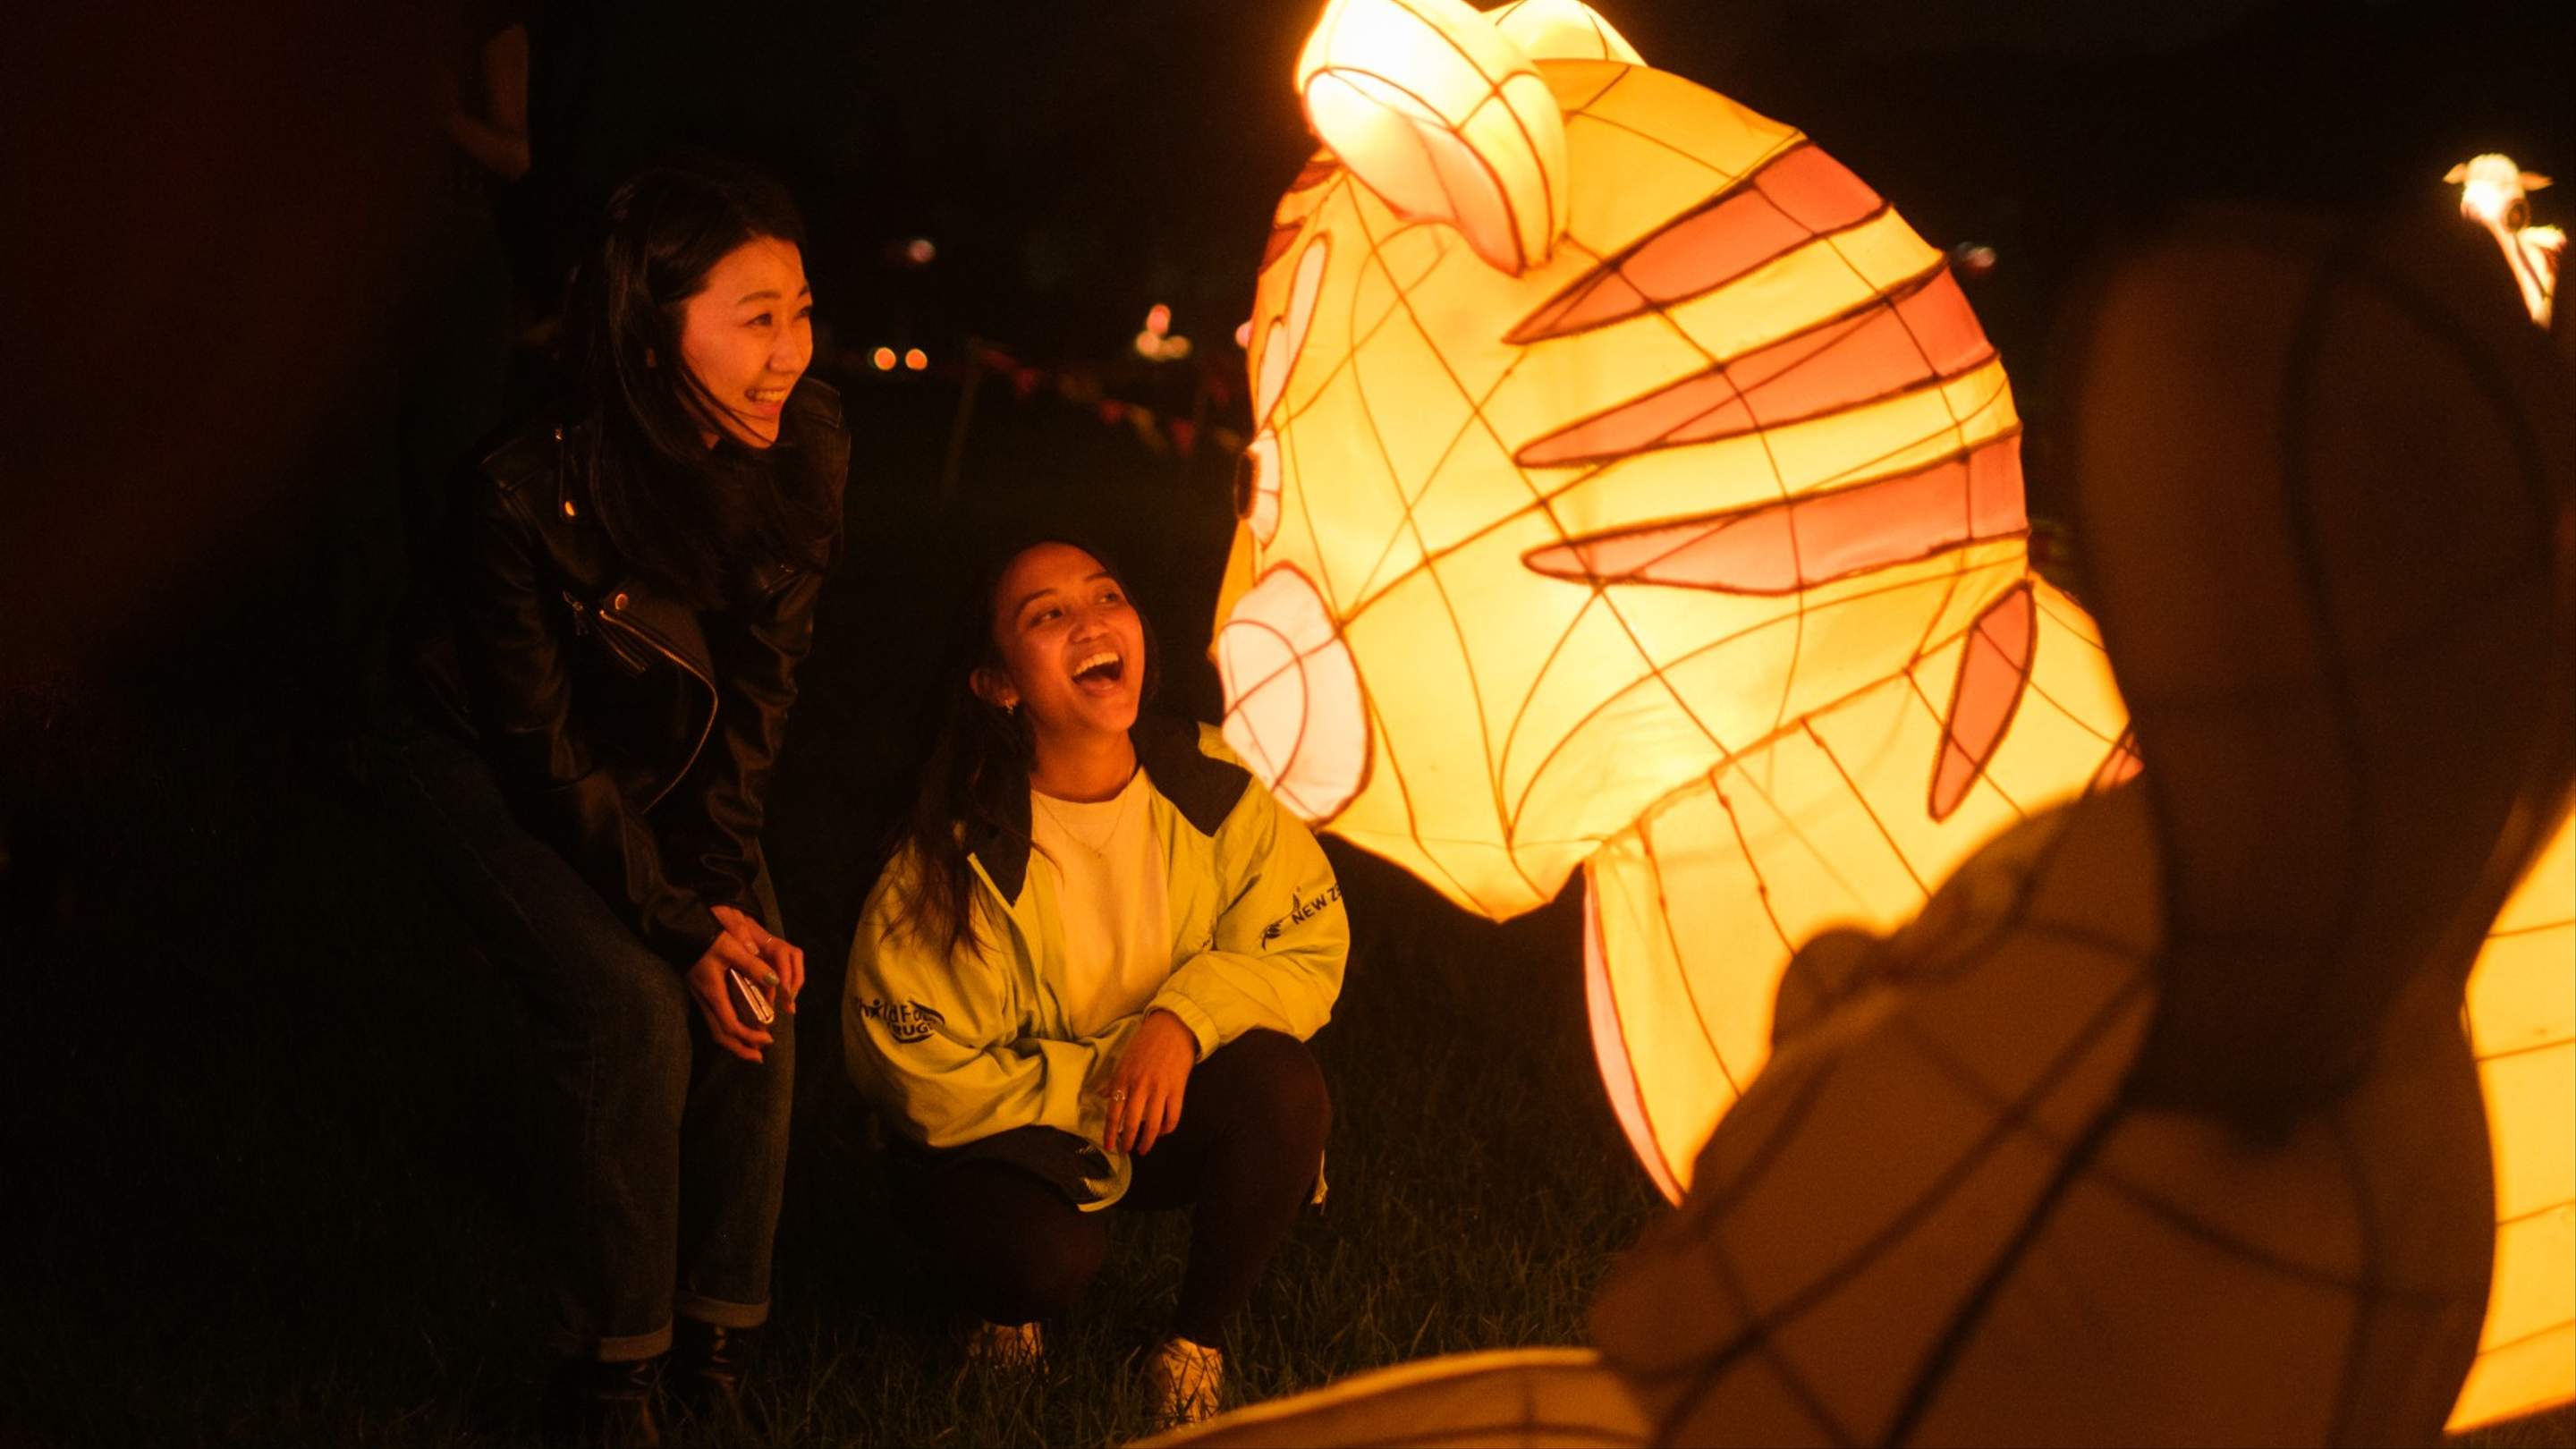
[726,965,778,1031]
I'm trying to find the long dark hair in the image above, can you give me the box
[891,535,1164,961]
[564,156,833,607]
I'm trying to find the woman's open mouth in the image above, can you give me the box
[1072,650,1127,694]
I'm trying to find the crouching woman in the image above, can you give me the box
[380,159,843,1443]
[844,539,1342,1429]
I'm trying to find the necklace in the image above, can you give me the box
[1034,776,1138,857]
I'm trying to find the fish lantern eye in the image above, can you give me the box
[1233,450,1258,521]
[2505,198,2530,231]
[1236,432,1283,544]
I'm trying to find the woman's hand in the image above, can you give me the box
[1099,1010,1198,1154]
[686,929,779,1063]
[710,903,805,1013]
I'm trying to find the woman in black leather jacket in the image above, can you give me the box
[377,157,847,1444]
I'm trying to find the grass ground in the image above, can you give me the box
[0,667,1652,1448]
[3,388,2566,1446]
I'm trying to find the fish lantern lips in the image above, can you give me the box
[1216,564,1369,824]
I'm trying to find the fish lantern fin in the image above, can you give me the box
[2525,172,2555,191]
[1296,0,1571,275]
[2445,162,2470,185]
[1483,0,1646,64]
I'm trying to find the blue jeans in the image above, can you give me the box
[363,711,793,1361]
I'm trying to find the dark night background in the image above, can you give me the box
[5,0,2571,669]
[3,1,2571,1444]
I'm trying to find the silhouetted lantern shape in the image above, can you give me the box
[1199,0,2576,1436]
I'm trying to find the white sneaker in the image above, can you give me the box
[1145,1335,1224,1429]
[965,1319,1045,1373]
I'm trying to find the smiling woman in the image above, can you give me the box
[845,538,1347,1432]
[567,160,838,609]
[363,157,851,1445]
[677,235,814,445]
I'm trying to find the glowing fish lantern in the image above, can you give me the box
[1165,203,2576,1449]
[1215,0,2130,1208]
[2448,152,2563,326]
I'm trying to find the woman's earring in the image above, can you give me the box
[1004,699,1019,717]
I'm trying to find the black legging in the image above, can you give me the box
[893,1030,1330,1347]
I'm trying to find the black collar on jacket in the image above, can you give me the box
[512,379,851,587]
[965,713,1251,904]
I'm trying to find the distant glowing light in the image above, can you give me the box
[903,348,928,371]
[1135,304,1192,360]
[1953,242,1998,278]
[1234,319,1254,349]
[2452,153,2545,229]
[905,237,936,265]
[871,346,897,371]
[2447,152,2561,326]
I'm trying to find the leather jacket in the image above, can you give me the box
[408,379,850,966]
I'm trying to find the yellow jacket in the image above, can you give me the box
[844,717,1347,1208]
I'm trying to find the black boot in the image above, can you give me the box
[669,1318,757,1436]
[539,1355,662,1447]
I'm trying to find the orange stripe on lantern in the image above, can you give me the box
[1508,144,1885,343]
[1516,266,1994,468]
[1928,582,2036,821]
[1521,432,2027,594]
